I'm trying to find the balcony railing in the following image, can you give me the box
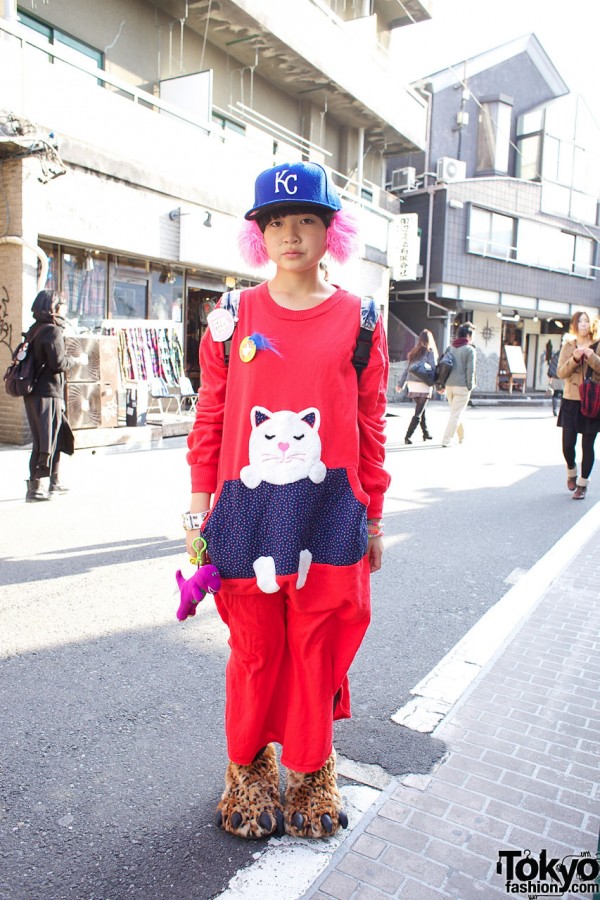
[0,16,399,218]
[466,234,598,279]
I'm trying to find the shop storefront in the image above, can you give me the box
[39,239,256,430]
[453,305,584,395]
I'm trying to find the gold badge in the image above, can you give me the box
[239,336,257,363]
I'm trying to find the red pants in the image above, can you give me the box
[214,559,371,772]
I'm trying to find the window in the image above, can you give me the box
[109,257,148,320]
[38,244,198,329]
[517,221,594,276]
[541,135,559,182]
[18,10,104,69]
[516,134,541,180]
[517,100,599,224]
[40,242,59,291]
[468,207,515,259]
[62,249,108,328]
[476,99,512,174]
[517,225,573,273]
[111,280,147,319]
[569,191,598,224]
[517,221,571,271]
[573,147,588,192]
[574,235,595,277]
[467,208,595,279]
[149,269,183,321]
[39,243,108,331]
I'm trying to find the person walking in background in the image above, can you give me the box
[403,329,438,444]
[441,322,476,448]
[556,310,600,500]
[22,290,86,502]
[547,347,564,416]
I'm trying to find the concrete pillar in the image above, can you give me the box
[0,158,36,445]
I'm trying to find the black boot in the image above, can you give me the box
[405,415,420,445]
[420,413,432,441]
[49,474,69,495]
[26,479,50,502]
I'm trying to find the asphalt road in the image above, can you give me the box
[0,402,586,899]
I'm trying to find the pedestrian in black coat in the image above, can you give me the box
[22,290,86,502]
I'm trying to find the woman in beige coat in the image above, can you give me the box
[556,311,600,499]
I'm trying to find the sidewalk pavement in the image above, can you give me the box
[306,507,600,900]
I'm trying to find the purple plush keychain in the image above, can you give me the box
[176,535,221,621]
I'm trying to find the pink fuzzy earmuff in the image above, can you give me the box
[238,219,271,268]
[326,208,360,264]
[238,208,360,269]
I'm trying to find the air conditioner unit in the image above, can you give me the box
[437,157,467,183]
[391,166,417,192]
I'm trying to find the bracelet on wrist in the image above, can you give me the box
[367,517,384,538]
[182,510,209,531]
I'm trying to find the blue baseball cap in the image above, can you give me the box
[244,161,343,220]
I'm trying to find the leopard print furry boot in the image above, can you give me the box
[215,743,284,839]
[284,749,349,838]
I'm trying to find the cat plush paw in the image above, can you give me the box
[253,556,280,593]
[240,465,261,489]
[296,549,312,589]
[308,460,327,484]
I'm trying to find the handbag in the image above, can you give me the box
[408,357,436,387]
[435,348,454,388]
[579,353,600,418]
[579,380,600,418]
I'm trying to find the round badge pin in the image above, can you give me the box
[207,308,235,342]
[239,336,257,363]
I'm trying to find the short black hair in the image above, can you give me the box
[457,322,475,339]
[31,289,63,318]
[255,204,333,234]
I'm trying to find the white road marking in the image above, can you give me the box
[217,785,380,899]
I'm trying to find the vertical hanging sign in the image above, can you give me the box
[390,214,420,281]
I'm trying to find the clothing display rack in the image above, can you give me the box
[101,320,184,386]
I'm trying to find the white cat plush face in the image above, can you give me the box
[240,406,327,488]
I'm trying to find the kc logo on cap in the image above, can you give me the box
[274,170,298,196]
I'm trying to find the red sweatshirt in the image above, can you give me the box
[186,282,390,593]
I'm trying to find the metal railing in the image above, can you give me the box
[0,16,400,222]
[466,234,598,279]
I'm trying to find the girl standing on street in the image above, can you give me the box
[557,311,600,500]
[22,290,84,501]
[403,329,437,444]
[184,161,390,840]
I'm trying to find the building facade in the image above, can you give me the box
[386,34,600,393]
[0,0,431,443]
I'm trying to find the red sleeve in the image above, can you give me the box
[185,327,227,493]
[357,317,391,519]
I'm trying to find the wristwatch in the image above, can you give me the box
[182,510,209,531]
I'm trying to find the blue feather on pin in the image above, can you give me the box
[249,333,283,356]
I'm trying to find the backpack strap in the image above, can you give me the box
[219,290,378,377]
[352,297,379,378]
[221,289,242,365]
